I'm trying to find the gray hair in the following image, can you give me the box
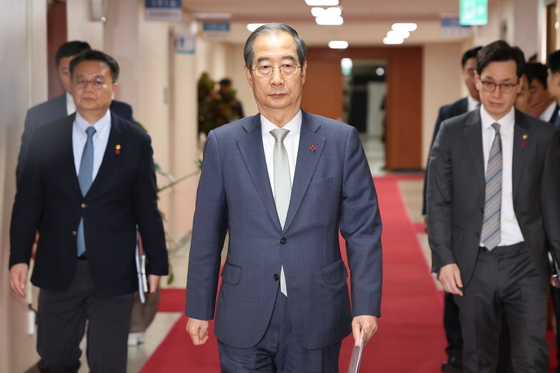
[243,23,307,69]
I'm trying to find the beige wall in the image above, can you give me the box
[421,43,464,166]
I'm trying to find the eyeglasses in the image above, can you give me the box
[479,79,519,93]
[251,63,302,78]
[73,77,107,91]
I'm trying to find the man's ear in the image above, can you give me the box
[244,65,253,89]
[111,82,118,100]
[474,71,481,91]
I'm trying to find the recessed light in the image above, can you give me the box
[383,37,404,45]
[316,16,344,25]
[247,23,265,32]
[387,30,410,39]
[328,40,348,49]
[305,0,339,5]
[311,7,342,17]
[391,23,417,31]
[194,13,232,19]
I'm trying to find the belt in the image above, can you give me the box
[479,242,525,253]
[77,253,88,261]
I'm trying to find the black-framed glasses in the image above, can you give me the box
[479,79,518,93]
[73,77,107,91]
[251,64,302,78]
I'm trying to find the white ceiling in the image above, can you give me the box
[182,0,467,46]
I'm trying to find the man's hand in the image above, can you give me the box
[147,275,161,295]
[438,263,464,296]
[351,315,378,346]
[186,317,210,345]
[9,263,29,298]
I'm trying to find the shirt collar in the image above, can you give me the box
[467,95,480,112]
[261,110,302,137]
[66,91,76,114]
[539,101,557,122]
[480,105,515,130]
[75,110,111,138]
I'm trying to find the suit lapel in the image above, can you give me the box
[464,110,485,193]
[237,114,281,228]
[88,111,126,196]
[283,111,326,232]
[61,114,82,195]
[512,110,530,200]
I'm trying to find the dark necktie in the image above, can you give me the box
[77,126,96,256]
[481,123,502,250]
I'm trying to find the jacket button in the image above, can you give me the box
[280,238,287,244]
[81,203,87,208]
[274,274,280,281]
[71,231,77,236]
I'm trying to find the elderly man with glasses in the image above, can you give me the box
[185,23,383,372]
[427,40,560,372]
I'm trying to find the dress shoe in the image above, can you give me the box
[441,354,462,373]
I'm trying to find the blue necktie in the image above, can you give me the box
[77,126,96,256]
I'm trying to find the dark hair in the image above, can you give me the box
[461,46,482,68]
[219,78,232,86]
[476,40,525,78]
[69,50,120,83]
[525,62,548,88]
[548,50,560,74]
[244,23,307,69]
[55,41,91,66]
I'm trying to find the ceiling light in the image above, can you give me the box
[305,0,339,5]
[194,13,232,19]
[328,40,348,49]
[247,23,265,32]
[316,16,344,25]
[383,37,404,45]
[391,23,418,31]
[311,6,342,17]
[387,30,410,39]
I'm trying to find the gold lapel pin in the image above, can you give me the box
[115,144,121,155]
[522,134,528,139]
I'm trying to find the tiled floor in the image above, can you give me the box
[68,134,431,373]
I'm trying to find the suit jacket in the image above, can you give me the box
[16,93,134,181]
[10,112,168,296]
[426,108,560,287]
[185,110,383,350]
[422,97,470,215]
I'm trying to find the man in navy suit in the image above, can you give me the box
[16,41,134,182]
[9,50,168,372]
[185,23,382,372]
[524,62,559,124]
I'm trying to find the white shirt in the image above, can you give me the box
[73,110,111,180]
[66,91,76,115]
[467,95,480,113]
[539,101,557,122]
[261,111,302,197]
[479,106,524,246]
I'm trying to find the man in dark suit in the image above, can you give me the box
[185,23,382,372]
[524,62,559,124]
[422,46,482,373]
[16,41,134,182]
[9,50,168,372]
[547,51,560,140]
[427,40,560,372]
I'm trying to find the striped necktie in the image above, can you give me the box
[77,126,96,256]
[481,123,502,250]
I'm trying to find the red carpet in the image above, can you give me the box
[140,175,449,372]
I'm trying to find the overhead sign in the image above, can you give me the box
[145,0,182,21]
[441,18,472,38]
[203,22,230,39]
[459,0,488,26]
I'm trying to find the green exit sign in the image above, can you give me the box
[459,0,488,26]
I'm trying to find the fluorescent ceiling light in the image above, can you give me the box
[387,30,410,39]
[383,37,404,45]
[391,23,417,31]
[311,7,342,17]
[305,0,339,5]
[194,13,232,19]
[316,16,344,25]
[329,40,348,49]
[247,23,265,32]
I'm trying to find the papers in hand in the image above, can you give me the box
[348,330,365,373]
[135,241,149,304]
